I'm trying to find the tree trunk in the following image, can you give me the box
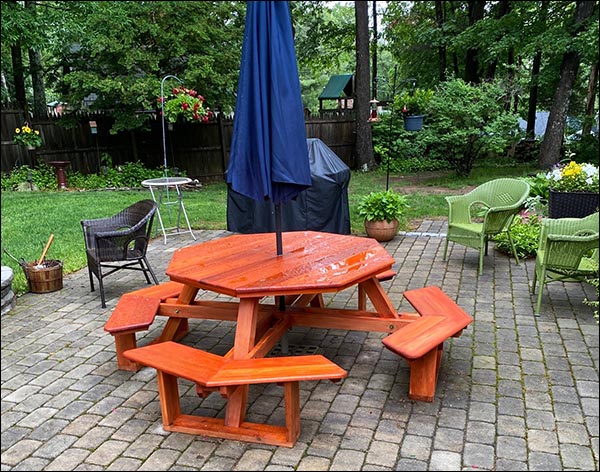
[354,0,376,171]
[526,1,548,139]
[435,0,447,82]
[582,62,598,136]
[526,50,542,139]
[25,0,47,120]
[538,0,595,169]
[28,48,47,120]
[464,0,485,84]
[11,44,27,112]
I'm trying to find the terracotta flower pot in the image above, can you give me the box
[364,219,399,242]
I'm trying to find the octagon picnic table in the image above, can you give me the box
[116,231,418,446]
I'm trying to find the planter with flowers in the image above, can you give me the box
[546,160,599,218]
[13,123,43,150]
[159,86,210,125]
[398,88,434,131]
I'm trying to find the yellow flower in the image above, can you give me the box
[562,161,581,178]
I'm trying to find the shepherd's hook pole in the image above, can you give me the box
[160,75,184,179]
[386,65,398,191]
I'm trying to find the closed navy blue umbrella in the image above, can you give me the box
[227,0,311,255]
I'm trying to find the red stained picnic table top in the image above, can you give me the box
[166,231,395,298]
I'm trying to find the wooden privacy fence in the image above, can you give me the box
[1,110,356,181]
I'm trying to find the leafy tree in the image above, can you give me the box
[424,78,521,176]
[293,1,356,112]
[2,1,246,132]
[538,0,597,169]
[1,0,54,112]
[380,1,598,158]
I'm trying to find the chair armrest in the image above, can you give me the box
[547,232,598,243]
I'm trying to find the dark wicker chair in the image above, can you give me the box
[81,199,159,308]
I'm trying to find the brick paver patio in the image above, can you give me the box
[2,221,598,470]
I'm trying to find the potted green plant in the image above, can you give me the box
[398,88,434,131]
[357,189,410,241]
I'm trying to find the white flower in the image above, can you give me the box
[581,163,598,178]
[548,169,562,181]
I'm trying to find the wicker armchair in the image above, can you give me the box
[81,199,159,308]
[531,212,599,316]
[443,178,531,275]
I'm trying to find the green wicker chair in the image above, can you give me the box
[443,178,531,275]
[531,212,599,316]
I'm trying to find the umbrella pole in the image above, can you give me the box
[274,203,287,333]
[275,203,283,256]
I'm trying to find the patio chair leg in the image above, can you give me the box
[507,233,520,265]
[478,248,484,275]
[97,270,106,308]
[534,268,546,316]
[144,256,159,284]
[87,266,95,292]
[442,238,449,261]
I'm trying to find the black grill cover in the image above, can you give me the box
[227,138,351,234]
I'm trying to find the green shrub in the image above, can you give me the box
[494,212,541,259]
[1,163,57,191]
[1,160,174,192]
[565,134,600,165]
[426,78,522,176]
[372,114,451,174]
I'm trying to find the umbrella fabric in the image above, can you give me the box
[227,1,311,205]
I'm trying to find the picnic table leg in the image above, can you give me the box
[224,297,260,427]
[284,381,301,443]
[157,284,198,342]
[358,278,397,318]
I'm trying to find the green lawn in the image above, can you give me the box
[1,163,537,295]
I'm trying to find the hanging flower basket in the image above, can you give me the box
[548,189,599,219]
[403,115,424,131]
[13,122,43,149]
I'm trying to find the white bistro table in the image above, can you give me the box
[141,177,196,244]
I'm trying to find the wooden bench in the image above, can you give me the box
[357,269,396,310]
[104,282,184,371]
[382,286,472,402]
[123,341,347,447]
